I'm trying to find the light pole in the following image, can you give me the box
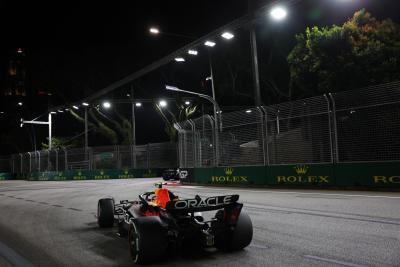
[165,85,221,165]
[148,27,221,130]
[84,107,88,159]
[248,1,261,106]
[129,84,138,168]
[207,55,217,125]
[149,27,194,40]
[21,113,52,150]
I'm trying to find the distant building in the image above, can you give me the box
[3,48,27,97]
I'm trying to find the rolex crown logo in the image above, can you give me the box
[124,169,129,175]
[224,167,234,176]
[294,165,308,175]
[100,170,104,175]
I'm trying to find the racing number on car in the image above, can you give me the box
[179,170,188,179]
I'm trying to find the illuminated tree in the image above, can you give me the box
[288,9,400,96]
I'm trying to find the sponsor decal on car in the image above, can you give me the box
[171,195,238,209]
[179,170,188,179]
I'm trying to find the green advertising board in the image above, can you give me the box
[211,166,266,185]
[193,166,266,185]
[189,162,399,189]
[0,173,12,180]
[11,162,400,189]
[25,168,162,181]
[267,164,334,186]
[335,162,400,187]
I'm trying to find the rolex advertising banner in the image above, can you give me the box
[335,162,400,187]
[26,168,163,181]
[210,166,266,185]
[0,173,12,180]
[268,164,335,186]
[192,166,266,185]
[11,162,400,188]
[188,162,399,188]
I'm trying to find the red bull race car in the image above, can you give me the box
[96,185,253,264]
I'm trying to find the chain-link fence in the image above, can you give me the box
[0,157,10,172]
[176,81,400,167]
[264,95,332,165]
[8,142,177,174]
[331,82,400,162]
[2,82,399,173]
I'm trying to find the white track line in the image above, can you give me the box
[0,240,36,267]
[180,185,400,199]
[304,255,367,267]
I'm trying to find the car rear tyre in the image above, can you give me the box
[128,216,168,264]
[97,198,114,228]
[215,211,253,251]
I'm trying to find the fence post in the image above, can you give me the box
[188,120,196,167]
[37,151,41,172]
[328,93,340,163]
[55,150,58,172]
[19,153,23,174]
[324,94,335,163]
[115,145,119,169]
[64,149,68,171]
[47,150,50,171]
[215,115,220,167]
[89,147,93,170]
[131,144,137,169]
[147,144,150,169]
[204,115,215,167]
[27,152,32,173]
[210,116,217,167]
[260,107,268,166]
[12,155,15,173]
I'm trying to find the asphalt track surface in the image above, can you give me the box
[0,179,399,267]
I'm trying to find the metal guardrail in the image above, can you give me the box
[176,81,400,167]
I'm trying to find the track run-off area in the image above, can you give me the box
[0,179,399,267]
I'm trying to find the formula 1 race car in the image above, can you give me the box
[162,168,180,181]
[97,188,253,264]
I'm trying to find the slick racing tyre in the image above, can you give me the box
[215,211,253,251]
[128,216,168,264]
[97,198,114,228]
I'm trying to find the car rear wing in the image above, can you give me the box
[165,194,239,212]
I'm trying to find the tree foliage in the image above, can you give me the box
[41,136,83,150]
[154,103,198,142]
[288,9,400,96]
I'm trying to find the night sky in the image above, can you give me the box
[1,1,247,100]
[1,0,400,154]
